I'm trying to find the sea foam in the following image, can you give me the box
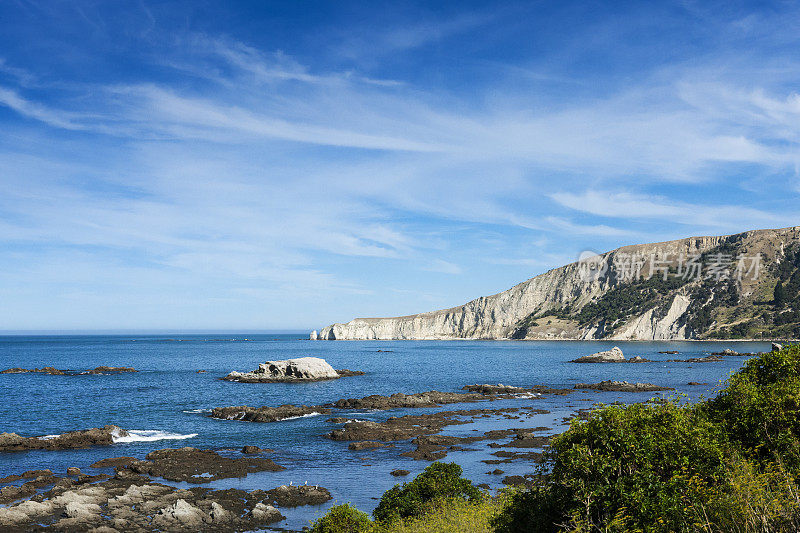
[112,429,198,443]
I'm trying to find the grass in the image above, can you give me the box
[377,494,509,533]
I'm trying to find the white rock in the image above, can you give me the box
[772,343,784,352]
[64,501,102,519]
[249,502,283,522]
[225,357,340,382]
[572,346,625,363]
[209,502,230,523]
[153,499,206,527]
[309,330,318,340]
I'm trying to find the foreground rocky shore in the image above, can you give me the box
[0,350,755,531]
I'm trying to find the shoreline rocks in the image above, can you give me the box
[0,426,128,452]
[0,472,300,531]
[222,357,356,383]
[574,381,674,392]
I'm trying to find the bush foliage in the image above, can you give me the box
[373,462,481,523]
[495,345,800,533]
[310,503,374,533]
[702,344,800,475]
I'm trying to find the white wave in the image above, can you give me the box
[279,412,323,421]
[112,429,198,443]
[38,434,60,440]
[182,409,212,414]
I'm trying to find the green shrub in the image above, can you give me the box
[495,346,800,533]
[373,462,481,523]
[311,503,374,533]
[702,344,800,475]
[493,400,736,532]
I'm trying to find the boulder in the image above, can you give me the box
[152,499,206,528]
[571,347,625,363]
[249,502,284,522]
[223,357,341,382]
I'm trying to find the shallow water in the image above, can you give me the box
[0,335,770,530]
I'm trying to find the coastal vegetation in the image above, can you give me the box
[313,345,800,532]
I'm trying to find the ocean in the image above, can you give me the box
[0,334,770,530]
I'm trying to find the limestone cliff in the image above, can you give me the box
[315,226,800,340]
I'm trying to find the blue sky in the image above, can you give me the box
[0,0,798,331]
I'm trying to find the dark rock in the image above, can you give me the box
[488,469,504,475]
[390,469,410,477]
[667,355,723,363]
[335,369,366,377]
[348,441,390,451]
[90,456,137,469]
[66,467,81,476]
[659,350,680,354]
[0,425,126,452]
[329,390,490,410]
[210,404,330,422]
[85,366,137,374]
[0,469,53,483]
[259,484,332,507]
[502,475,536,488]
[1,367,66,375]
[240,446,263,454]
[121,447,284,483]
[574,381,674,392]
[462,384,527,394]
[687,382,708,386]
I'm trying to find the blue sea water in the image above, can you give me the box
[0,335,771,530]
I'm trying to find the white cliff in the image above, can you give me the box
[314,227,800,341]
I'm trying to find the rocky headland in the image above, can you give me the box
[312,226,800,341]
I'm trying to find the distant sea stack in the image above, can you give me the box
[313,226,800,341]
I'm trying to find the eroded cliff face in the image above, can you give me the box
[315,227,800,340]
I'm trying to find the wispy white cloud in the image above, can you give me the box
[0,86,83,129]
[550,190,793,231]
[2,2,800,329]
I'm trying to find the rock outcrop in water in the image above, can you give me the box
[211,405,330,422]
[0,426,128,452]
[574,381,674,392]
[313,226,800,340]
[571,346,626,363]
[1,366,137,375]
[223,357,346,382]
